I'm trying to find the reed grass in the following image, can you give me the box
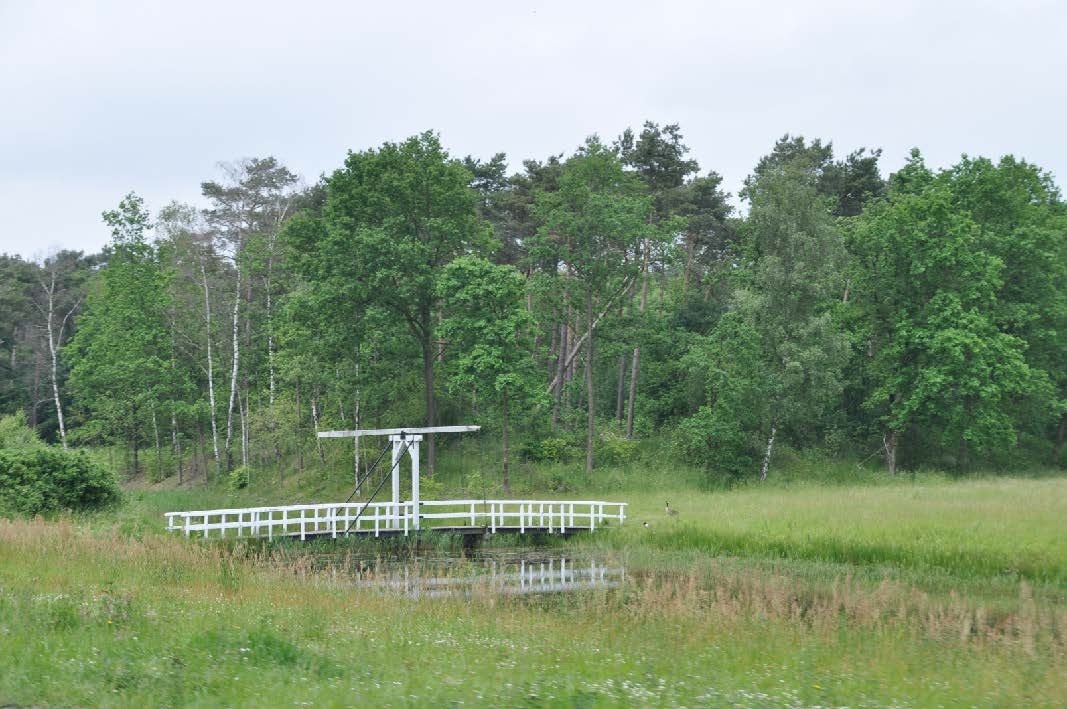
[3,474,1067,706]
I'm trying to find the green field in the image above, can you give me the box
[2,475,1065,707]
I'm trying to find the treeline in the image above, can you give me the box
[2,125,1064,485]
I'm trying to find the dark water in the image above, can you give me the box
[286,549,625,598]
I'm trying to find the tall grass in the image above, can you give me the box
[607,478,1067,587]
[1,516,1065,706]
[7,446,1067,706]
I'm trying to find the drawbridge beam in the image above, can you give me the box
[317,425,480,531]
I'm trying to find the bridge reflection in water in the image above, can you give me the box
[344,555,624,599]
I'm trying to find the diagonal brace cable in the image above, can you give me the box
[345,438,393,505]
[344,438,411,536]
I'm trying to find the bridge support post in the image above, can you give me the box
[389,434,422,531]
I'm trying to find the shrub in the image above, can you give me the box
[597,432,638,466]
[675,405,760,477]
[0,412,45,450]
[228,465,250,491]
[0,447,121,516]
[519,436,573,463]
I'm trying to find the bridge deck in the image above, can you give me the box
[271,526,594,540]
[165,500,626,540]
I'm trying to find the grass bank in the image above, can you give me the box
[2,471,1066,705]
[1,513,1065,707]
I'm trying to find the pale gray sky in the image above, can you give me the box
[2,0,1064,259]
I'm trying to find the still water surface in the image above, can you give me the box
[288,549,625,599]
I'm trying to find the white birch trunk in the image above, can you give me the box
[760,424,777,481]
[354,356,361,490]
[171,410,182,484]
[40,270,76,449]
[225,266,241,467]
[267,286,275,407]
[240,391,249,470]
[311,396,325,463]
[264,201,288,407]
[884,429,897,475]
[200,263,221,472]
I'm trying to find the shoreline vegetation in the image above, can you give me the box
[2,464,1065,706]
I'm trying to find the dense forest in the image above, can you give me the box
[2,125,1065,486]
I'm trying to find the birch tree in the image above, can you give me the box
[33,251,88,448]
[737,161,850,479]
[201,157,298,470]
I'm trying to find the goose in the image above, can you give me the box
[642,521,650,528]
[665,501,679,516]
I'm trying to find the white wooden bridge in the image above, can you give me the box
[164,499,626,539]
[165,426,627,540]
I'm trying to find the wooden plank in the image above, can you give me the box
[317,425,480,438]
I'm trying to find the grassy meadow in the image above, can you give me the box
[1,454,1066,706]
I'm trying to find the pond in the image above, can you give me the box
[281,548,625,599]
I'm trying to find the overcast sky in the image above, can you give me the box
[2,0,1064,259]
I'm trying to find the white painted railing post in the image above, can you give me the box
[166,499,626,540]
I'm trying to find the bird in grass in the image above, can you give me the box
[643,521,650,528]
[665,501,679,516]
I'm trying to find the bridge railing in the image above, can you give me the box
[419,500,626,533]
[165,501,416,540]
[164,499,626,540]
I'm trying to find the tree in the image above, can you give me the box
[532,138,651,472]
[734,161,850,479]
[0,255,41,423]
[33,251,90,448]
[617,122,704,438]
[677,313,769,476]
[66,193,175,475]
[743,134,885,217]
[438,256,538,491]
[850,152,1041,471]
[944,156,1067,463]
[292,131,489,475]
[201,157,298,470]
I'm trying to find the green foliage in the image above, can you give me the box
[228,465,250,491]
[65,193,180,472]
[0,412,45,450]
[2,126,1063,486]
[0,446,120,516]
[743,134,885,217]
[685,160,849,477]
[519,435,573,463]
[850,152,1054,467]
[3,476,1067,706]
[438,256,537,402]
[595,431,638,466]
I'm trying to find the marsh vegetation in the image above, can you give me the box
[1,472,1064,706]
